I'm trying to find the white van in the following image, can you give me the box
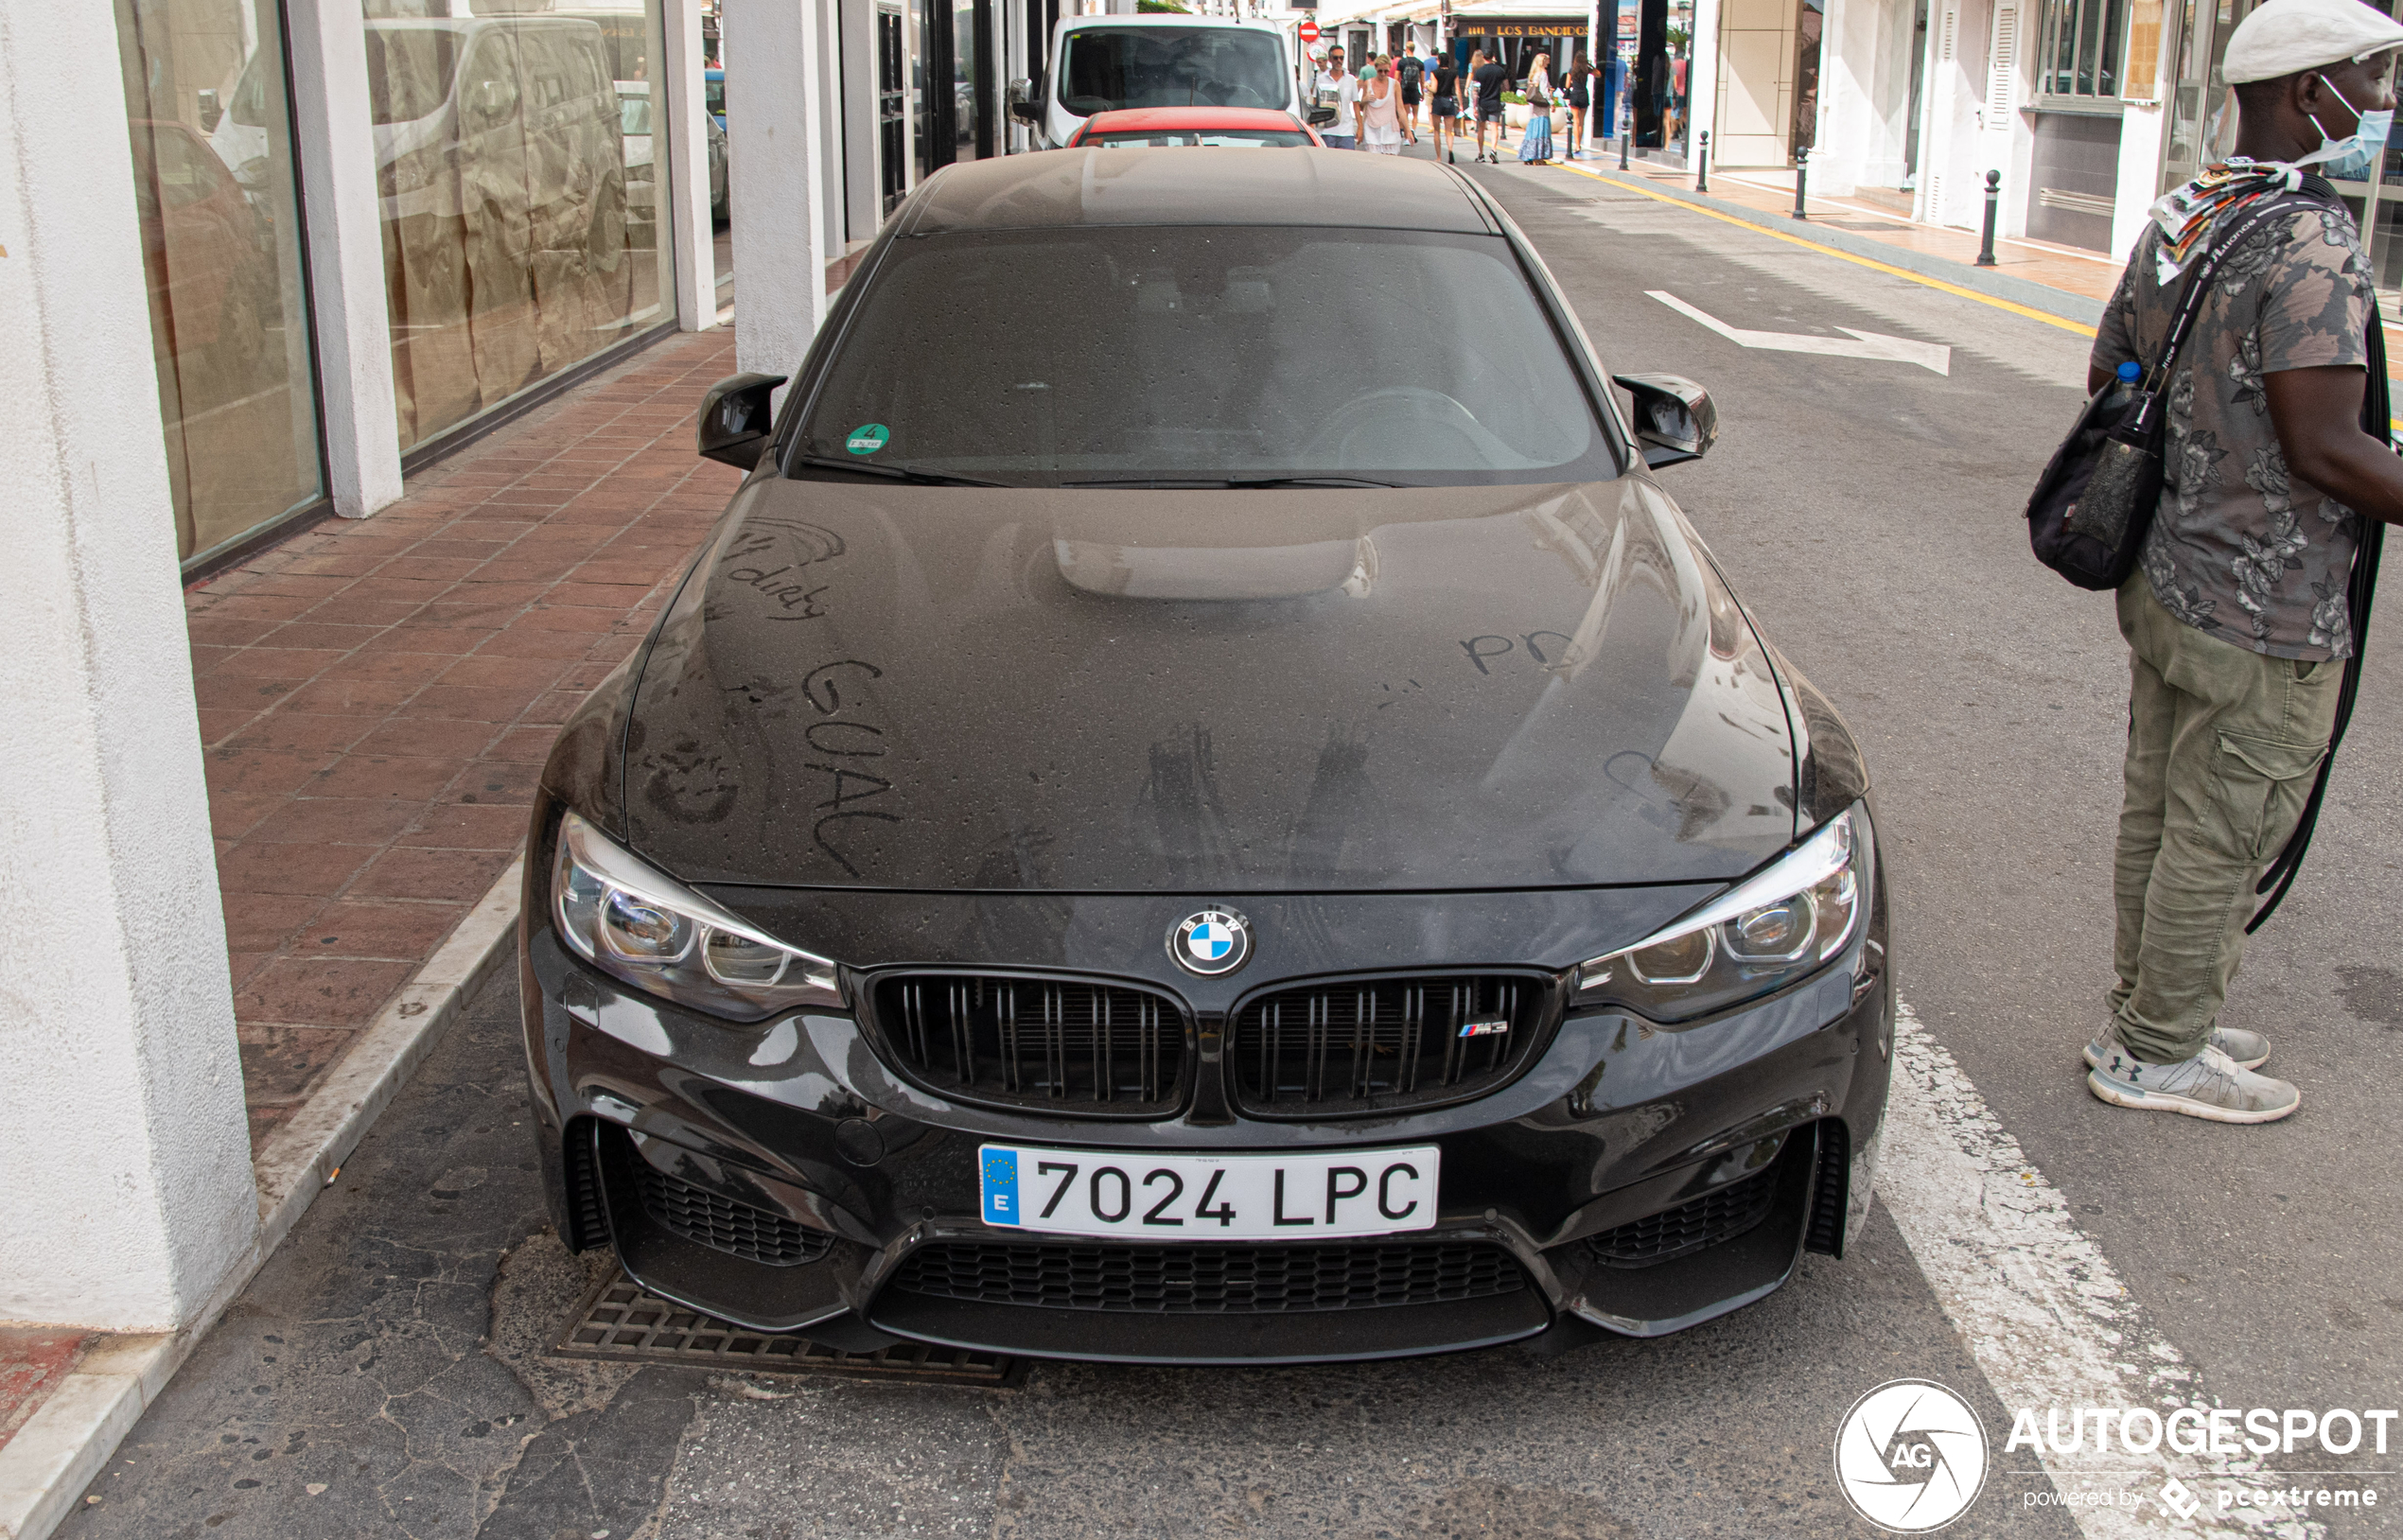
[363,16,623,260]
[1014,16,1310,150]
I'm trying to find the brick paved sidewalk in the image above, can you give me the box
[185,329,742,1152]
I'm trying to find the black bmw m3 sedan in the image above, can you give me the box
[519,148,1893,1363]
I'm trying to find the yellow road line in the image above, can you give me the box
[1549,160,2099,337]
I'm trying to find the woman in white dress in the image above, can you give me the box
[1360,56,1410,154]
[1517,52,1555,164]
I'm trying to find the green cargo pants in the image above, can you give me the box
[2110,575,2342,1063]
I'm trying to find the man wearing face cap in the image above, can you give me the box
[2083,0,2403,1124]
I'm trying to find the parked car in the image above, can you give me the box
[364,15,625,267]
[1016,15,1322,149]
[617,79,729,239]
[127,118,276,398]
[1066,106,1324,148]
[520,149,1892,1364]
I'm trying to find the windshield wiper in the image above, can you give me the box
[1062,475,1404,489]
[790,453,1009,487]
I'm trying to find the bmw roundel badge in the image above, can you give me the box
[1169,908,1252,977]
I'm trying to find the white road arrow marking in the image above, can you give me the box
[1647,289,1953,376]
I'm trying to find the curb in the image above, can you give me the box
[1566,164,2108,329]
[0,854,525,1540]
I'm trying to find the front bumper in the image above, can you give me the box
[518,864,1893,1364]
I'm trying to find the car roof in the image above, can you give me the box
[1080,108,1304,131]
[909,148,1493,235]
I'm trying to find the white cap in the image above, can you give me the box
[2222,0,2403,85]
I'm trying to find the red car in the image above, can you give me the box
[1065,106,1324,149]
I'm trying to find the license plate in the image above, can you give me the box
[977,1144,1439,1240]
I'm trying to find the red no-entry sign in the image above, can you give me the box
[1298,21,1321,43]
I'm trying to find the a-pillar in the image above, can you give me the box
[726,0,833,387]
[0,1,259,1328]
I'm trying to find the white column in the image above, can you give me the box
[285,0,405,517]
[728,0,833,384]
[1689,0,1722,166]
[0,1,260,1329]
[665,0,722,330]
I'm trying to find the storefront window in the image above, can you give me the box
[360,0,673,454]
[114,0,326,569]
[2038,0,2131,101]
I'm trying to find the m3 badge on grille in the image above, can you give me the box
[1169,908,1251,977]
[1458,1016,1510,1038]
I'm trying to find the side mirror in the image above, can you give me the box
[1612,372,1717,468]
[696,371,787,470]
[1010,99,1045,125]
[1307,106,1338,126]
[197,89,223,133]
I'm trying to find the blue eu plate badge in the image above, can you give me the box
[981,1147,1019,1224]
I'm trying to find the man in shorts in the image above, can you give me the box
[1472,49,1508,163]
[1397,50,1423,132]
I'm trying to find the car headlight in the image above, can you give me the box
[551,810,842,1023]
[1575,804,1871,1024]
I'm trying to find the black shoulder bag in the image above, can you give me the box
[2024,193,2315,590]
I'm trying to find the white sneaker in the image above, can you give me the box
[2087,1042,2300,1125]
[2083,1024,2270,1071]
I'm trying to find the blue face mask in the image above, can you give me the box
[2297,76,2394,181]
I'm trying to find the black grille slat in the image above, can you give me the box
[1230,974,1547,1117]
[563,1121,608,1252]
[1804,1119,1848,1256]
[634,1164,833,1268]
[1586,1164,1780,1269]
[889,1242,1525,1313]
[874,974,1187,1115]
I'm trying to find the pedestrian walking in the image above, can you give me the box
[1398,49,1424,134]
[1564,53,1592,159]
[2079,0,2403,1125]
[1320,47,1359,149]
[1429,52,1462,164]
[1517,52,1555,164]
[1471,49,1508,163]
[1361,55,1410,154]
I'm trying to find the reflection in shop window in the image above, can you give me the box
[360,0,673,454]
[115,0,326,569]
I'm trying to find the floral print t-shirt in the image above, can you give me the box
[2092,200,2375,661]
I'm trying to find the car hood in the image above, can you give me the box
[619,476,1797,892]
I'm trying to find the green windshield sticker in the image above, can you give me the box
[846,423,890,455]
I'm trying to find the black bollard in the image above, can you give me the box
[1696,130,1710,193]
[1619,112,1631,169]
[1790,148,1809,219]
[1976,169,2002,267]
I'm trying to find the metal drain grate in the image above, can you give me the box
[551,1273,1018,1385]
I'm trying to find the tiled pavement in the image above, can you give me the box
[185,328,742,1153]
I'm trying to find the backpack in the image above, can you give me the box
[1400,57,1422,88]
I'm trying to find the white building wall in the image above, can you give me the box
[1,0,259,1330]
[1812,0,1917,194]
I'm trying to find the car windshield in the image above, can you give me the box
[794,225,1613,486]
[1061,28,1286,114]
[1087,129,1311,147]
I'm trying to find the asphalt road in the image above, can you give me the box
[57,155,2403,1540]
